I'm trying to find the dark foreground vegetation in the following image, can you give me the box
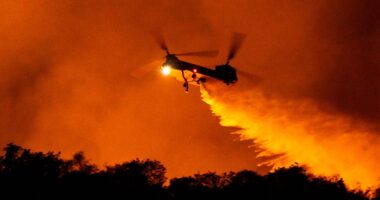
[0,143,378,199]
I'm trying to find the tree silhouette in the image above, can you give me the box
[224,170,267,199]
[373,188,380,200]
[105,158,167,187]
[0,143,374,200]
[66,151,97,174]
[0,143,66,199]
[169,172,225,199]
[0,143,65,179]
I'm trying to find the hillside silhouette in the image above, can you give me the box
[0,143,377,199]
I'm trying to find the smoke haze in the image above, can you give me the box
[1,0,379,187]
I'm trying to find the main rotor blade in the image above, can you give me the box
[150,28,169,53]
[176,50,219,57]
[227,32,247,61]
[130,60,162,78]
[236,69,262,86]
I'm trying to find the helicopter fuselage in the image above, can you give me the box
[163,54,238,86]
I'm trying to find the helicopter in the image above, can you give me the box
[156,33,246,92]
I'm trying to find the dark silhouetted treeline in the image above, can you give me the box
[0,143,377,199]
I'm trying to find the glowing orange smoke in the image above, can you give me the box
[201,82,380,190]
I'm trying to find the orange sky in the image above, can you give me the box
[0,0,379,181]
